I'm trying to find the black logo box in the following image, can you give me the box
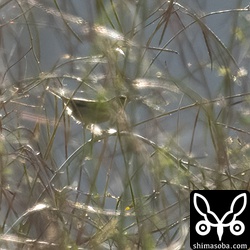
[190,190,250,248]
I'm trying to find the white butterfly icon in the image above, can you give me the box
[193,193,247,241]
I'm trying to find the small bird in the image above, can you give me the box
[47,87,127,126]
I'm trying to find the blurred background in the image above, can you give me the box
[0,0,250,249]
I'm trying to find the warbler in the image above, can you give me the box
[47,88,127,126]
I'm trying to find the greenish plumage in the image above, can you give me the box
[48,88,127,125]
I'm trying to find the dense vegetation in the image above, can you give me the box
[0,1,250,249]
